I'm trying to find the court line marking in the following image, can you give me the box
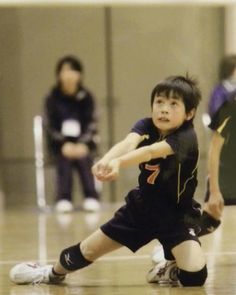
[1,251,236,266]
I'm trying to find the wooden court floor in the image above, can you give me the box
[1,205,236,295]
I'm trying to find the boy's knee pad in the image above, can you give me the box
[178,265,207,286]
[60,243,92,271]
[198,211,221,237]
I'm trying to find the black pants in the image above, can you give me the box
[55,154,99,202]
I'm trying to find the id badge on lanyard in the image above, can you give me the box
[61,119,81,137]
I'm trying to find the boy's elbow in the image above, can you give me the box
[148,145,170,160]
[124,140,138,152]
[146,147,155,161]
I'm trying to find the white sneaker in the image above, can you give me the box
[151,245,165,264]
[9,262,53,285]
[83,198,100,212]
[55,200,74,213]
[146,260,178,285]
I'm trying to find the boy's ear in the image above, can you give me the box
[186,109,196,121]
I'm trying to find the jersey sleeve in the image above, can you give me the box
[130,118,151,136]
[165,125,198,163]
[209,101,232,139]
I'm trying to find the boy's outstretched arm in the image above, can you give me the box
[95,140,174,181]
[92,132,143,180]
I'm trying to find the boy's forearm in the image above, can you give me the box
[208,157,220,193]
[102,140,137,161]
[208,132,224,194]
[102,142,128,162]
[118,141,173,168]
[118,146,152,168]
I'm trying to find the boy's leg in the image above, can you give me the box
[172,240,207,286]
[10,229,123,285]
[147,241,207,286]
[147,216,210,286]
[150,205,221,265]
[53,229,122,276]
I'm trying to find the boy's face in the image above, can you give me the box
[151,93,194,136]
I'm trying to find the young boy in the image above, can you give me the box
[10,75,207,287]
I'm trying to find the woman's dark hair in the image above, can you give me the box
[55,55,83,76]
[219,55,236,80]
[151,75,201,113]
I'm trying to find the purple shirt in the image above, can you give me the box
[208,81,236,118]
[208,84,229,118]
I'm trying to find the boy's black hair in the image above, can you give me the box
[55,55,83,76]
[151,75,201,113]
[219,55,236,80]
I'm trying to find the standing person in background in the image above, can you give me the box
[44,55,100,213]
[205,54,236,205]
[208,54,236,118]
[205,92,236,209]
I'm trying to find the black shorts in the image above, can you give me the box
[100,191,200,260]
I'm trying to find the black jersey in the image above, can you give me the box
[209,98,236,190]
[128,118,199,220]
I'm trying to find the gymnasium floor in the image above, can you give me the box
[1,205,236,295]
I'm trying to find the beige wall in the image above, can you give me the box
[0,6,224,207]
[0,7,109,207]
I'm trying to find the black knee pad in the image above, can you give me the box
[198,211,221,237]
[60,243,92,271]
[178,265,207,286]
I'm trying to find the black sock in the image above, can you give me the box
[49,267,66,283]
[51,267,66,277]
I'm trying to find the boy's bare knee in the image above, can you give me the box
[80,241,98,261]
[172,240,205,272]
[187,260,206,272]
[176,257,206,272]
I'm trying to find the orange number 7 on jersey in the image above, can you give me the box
[145,164,160,184]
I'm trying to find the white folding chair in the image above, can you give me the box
[33,115,48,210]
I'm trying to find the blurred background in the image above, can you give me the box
[0,0,235,209]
